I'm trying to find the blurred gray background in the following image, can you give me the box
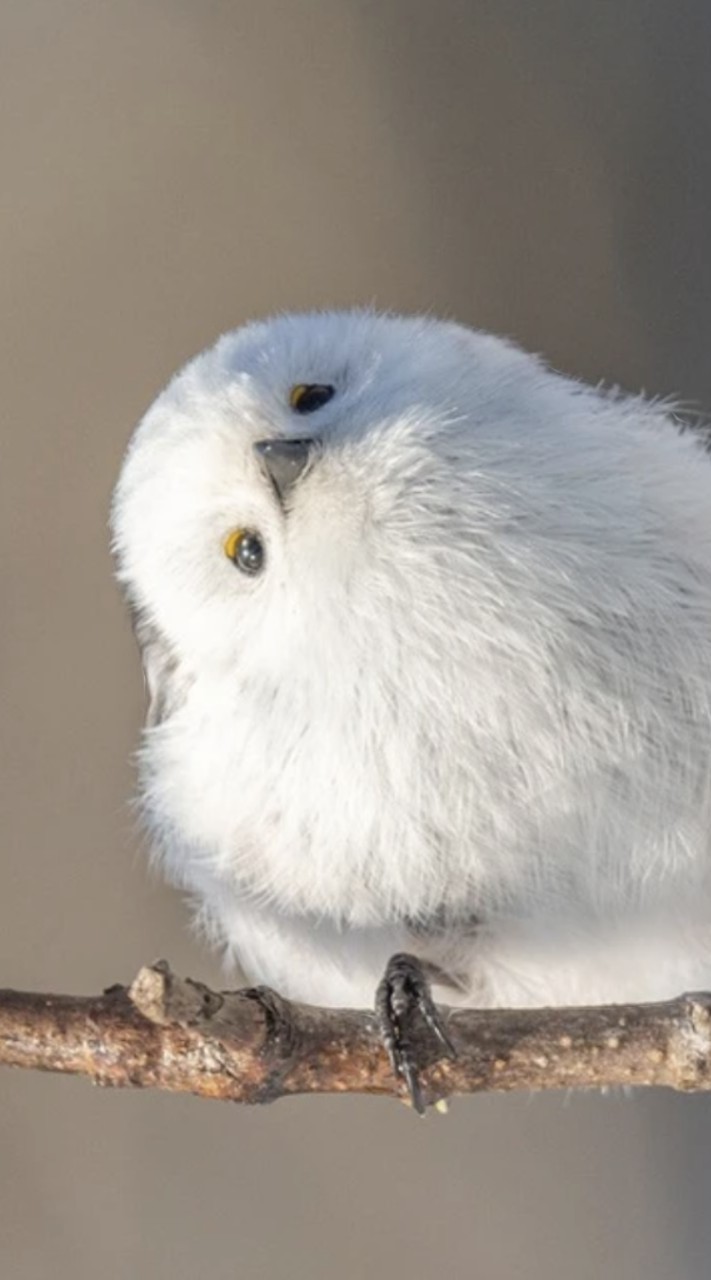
[2,3,711,1277]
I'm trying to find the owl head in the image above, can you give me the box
[111,310,546,707]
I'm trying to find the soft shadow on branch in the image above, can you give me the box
[1,963,710,1109]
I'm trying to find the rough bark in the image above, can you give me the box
[1,962,710,1109]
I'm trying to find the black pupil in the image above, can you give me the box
[235,532,264,574]
[294,384,334,414]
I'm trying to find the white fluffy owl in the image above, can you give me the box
[112,310,711,1073]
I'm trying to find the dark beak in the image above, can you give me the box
[254,437,317,506]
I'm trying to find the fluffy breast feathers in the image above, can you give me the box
[111,311,711,934]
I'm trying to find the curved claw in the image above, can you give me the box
[375,952,456,1114]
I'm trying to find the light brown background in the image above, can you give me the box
[3,3,711,1278]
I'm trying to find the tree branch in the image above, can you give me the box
[1,962,710,1108]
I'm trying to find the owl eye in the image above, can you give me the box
[223,528,265,575]
[289,383,335,414]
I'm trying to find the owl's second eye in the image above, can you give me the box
[289,383,335,414]
[223,529,265,575]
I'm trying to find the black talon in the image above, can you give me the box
[375,953,456,1114]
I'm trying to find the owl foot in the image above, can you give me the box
[375,952,456,1114]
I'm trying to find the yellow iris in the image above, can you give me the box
[289,384,312,410]
[223,529,246,561]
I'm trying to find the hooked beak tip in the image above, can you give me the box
[254,437,318,505]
